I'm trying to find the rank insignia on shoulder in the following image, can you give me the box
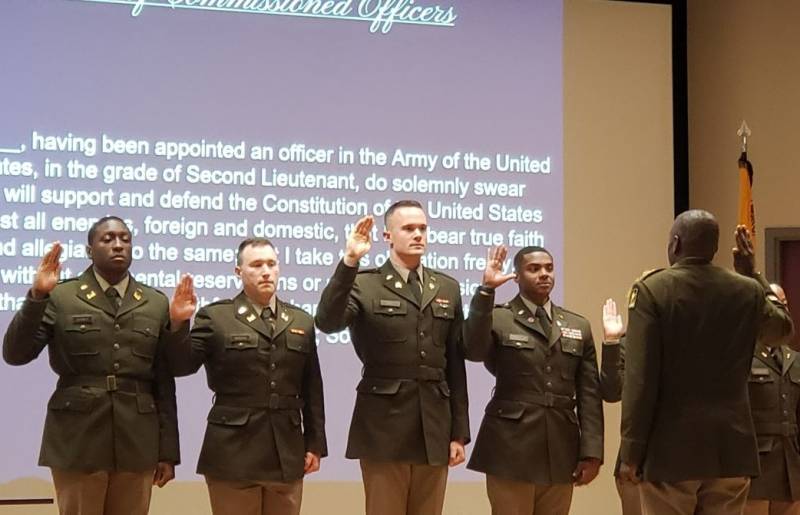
[79,284,88,291]
[290,328,305,335]
[237,306,248,315]
[628,286,639,309]
[394,281,404,288]
[133,289,143,301]
[281,312,289,321]
[246,313,256,322]
[86,291,96,300]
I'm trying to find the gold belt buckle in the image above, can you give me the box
[106,375,118,391]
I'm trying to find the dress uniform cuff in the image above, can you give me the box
[21,291,49,318]
[580,434,604,462]
[476,285,495,296]
[334,259,359,283]
[619,437,646,467]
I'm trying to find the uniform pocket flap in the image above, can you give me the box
[136,393,156,414]
[501,334,535,350]
[208,405,250,426]
[286,335,310,353]
[431,303,455,320]
[225,334,258,350]
[132,341,156,359]
[373,299,407,316]
[357,378,402,395]
[560,338,583,356]
[437,382,451,398]
[132,319,159,339]
[757,436,775,453]
[65,321,101,334]
[486,399,525,420]
[48,389,96,412]
[748,368,775,383]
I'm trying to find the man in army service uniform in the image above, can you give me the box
[315,200,469,515]
[745,284,800,515]
[167,238,326,515]
[462,244,603,515]
[3,216,180,515]
[620,212,795,515]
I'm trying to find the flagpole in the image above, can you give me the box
[737,120,755,246]
[737,120,751,155]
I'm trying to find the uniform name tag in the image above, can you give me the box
[231,334,251,342]
[751,367,770,376]
[562,328,583,339]
[508,333,528,342]
[290,328,305,335]
[71,315,93,325]
[435,298,450,305]
[380,300,401,308]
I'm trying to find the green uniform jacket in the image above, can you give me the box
[599,337,626,477]
[463,292,604,484]
[167,293,326,482]
[315,260,469,466]
[620,258,795,482]
[2,268,180,472]
[747,343,800,501]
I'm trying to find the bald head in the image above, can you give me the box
[668,209,719,264]
[770,283,788,307]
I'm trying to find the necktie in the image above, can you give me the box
[408,269,422,304]
[535,305,551,339]
[772,346,784,370]
[261,307,275,339]
[105,287,122,313]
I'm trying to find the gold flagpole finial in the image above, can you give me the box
[737,120,751,153]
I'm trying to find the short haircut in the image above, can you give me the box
[513,246,552,272]
[236,238,275,265]
[87,216,129,245]
[384,200,424,228]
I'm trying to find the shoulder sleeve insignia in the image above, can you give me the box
[628,286,639,309]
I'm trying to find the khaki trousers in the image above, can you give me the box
[485,474,573,515]
[616,477,643,515]
[639,477,751,515]
[50,468,153,515]
[744,500,800,515]
[205,477,303,515]
[359,460,448,515]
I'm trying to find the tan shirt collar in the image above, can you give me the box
[389,256,424,283]
[93,268,129,298]
[246,294,278,317]
[521,296,552,320]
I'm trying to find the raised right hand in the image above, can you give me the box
[602,298,625,341]
[32,242,63,299]
[170,274,197,324]
[344,215,374,267]
[481,245,516,289]
[732,224,756,277]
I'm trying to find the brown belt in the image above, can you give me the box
[57,375,153,394]
[755,421,798,436]
[494,390,576,409]
[363,365,445,382]
[214,393,304,410]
